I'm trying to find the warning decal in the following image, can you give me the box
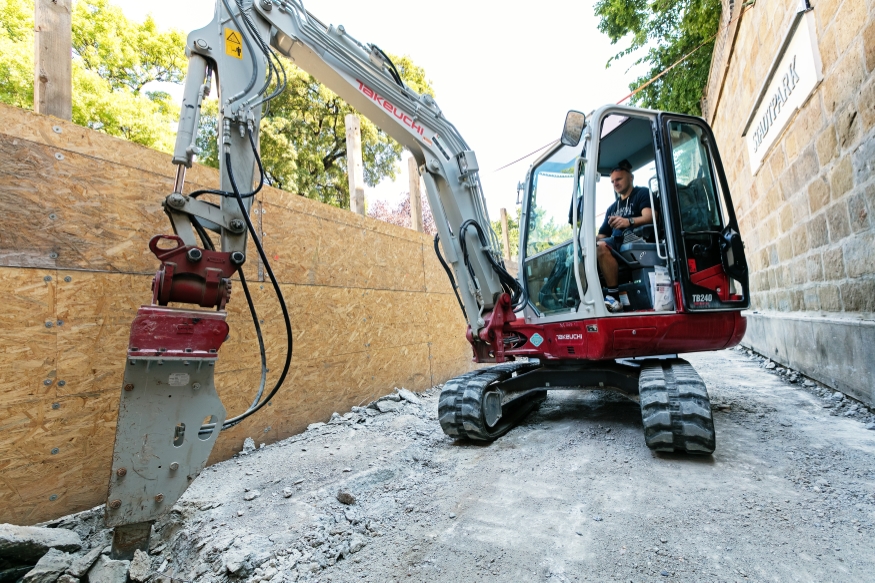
[225,28,243,59]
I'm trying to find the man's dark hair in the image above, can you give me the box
[612,159,633,173]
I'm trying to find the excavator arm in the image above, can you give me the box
[105,0,520,559]
[172,0,521,334]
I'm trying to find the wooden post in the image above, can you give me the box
[500,208,511,261]
[345,114,365,215]
[408,156,423,233]
[34,0,73,121]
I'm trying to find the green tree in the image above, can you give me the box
[0,0,185,152]
[491,207,521,259]
[197,54,435,208]
[595,0,722,115]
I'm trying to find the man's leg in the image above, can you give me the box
[596,240,622,312]
[596,240,619,288]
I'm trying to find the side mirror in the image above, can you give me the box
[560,110,586,147]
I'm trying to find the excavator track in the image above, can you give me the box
[639,359,716,454]
[438,361,544,441]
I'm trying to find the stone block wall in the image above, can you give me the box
[708,0,875,315]
[704,0,875,404]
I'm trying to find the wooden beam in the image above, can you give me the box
[345,114,365,216]
[34,0,73,121]
[500,208,511,261]
[408,156,423,233]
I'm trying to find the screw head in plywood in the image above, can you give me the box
[49,213,57,220]
[51,448,59,455]
[49,494,58,501]
[54,153,64,161]
[44,276,52,282]
[57,380,66,387]
[43,379,52,386]
[52,126,62,134]
[52,403,60,410]
[45,321,53,328]
[49,252,58,259]
[64,276,72,282]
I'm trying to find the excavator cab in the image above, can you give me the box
[520,106,749,320]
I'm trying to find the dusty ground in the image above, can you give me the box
[61,348,875,582]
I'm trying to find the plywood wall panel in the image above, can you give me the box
[0,269,57,405]
[0,103,217,188]
[0,105,473,525]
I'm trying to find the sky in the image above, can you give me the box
[115,0,646,219]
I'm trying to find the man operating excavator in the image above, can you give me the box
[596,159,653,312]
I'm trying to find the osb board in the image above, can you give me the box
[0,103,217,188]
[0,269,56,405]
[0,268,470,525]
[0,132,232,272]
[0,104,473,525]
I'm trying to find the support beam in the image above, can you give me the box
[408,156,423,233]
[345,114,365,215]
[500,208,511,261]
[34,0,73,121]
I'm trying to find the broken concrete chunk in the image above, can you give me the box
[307,422,326,432]
[243,490,261,501]
[223,549,253,576]
[128,549,150,583]
[375,400,402,414]
[22,549,75,583]
[57,574,78,583]
[329,412,343,423]
[282,488,294,498]
[0,524,83,562]
[66,546,102,578]
[86,555,130,583]
[241,437,256,455]
[336,490,356,505]
[379,393,402,403]
[397,388,422,405]
[348,534,367,554]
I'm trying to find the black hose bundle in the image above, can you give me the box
[457,220,527,312]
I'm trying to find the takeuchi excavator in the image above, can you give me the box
[103,0,750,558]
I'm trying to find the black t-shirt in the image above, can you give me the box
[598,186,651,240]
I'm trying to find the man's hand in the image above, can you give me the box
[607,216,632,230]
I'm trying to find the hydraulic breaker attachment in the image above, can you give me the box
[106,238,236,558]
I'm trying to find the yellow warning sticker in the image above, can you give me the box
[225,28,243,59]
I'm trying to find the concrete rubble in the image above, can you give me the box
[5,365,875,581]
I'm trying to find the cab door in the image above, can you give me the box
[658,115,750,311]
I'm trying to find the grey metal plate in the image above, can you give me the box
[105,357,226,527]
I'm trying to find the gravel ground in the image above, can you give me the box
[60,348,875,582]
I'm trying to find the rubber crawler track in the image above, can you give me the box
[438,362,542,441]
[639,359,716,454]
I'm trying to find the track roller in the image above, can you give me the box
[639,359,716,454]
[438,361,543,441]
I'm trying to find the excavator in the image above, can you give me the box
[103,0,749,558]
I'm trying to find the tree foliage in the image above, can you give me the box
[197,54,435,209]
[367,192,437,236]
[594,0,722,115]
[0,0,185,152]
[1,0,435,209]
[490,207,521,259]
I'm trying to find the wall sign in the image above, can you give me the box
[742,7,823,174]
